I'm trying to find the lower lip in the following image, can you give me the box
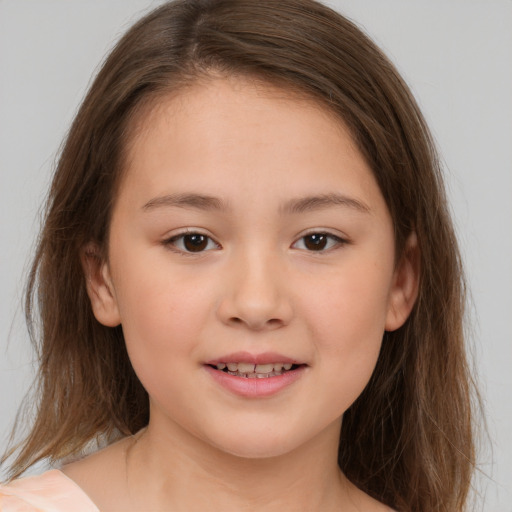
[204,365,306,398]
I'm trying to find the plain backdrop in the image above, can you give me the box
[1,1,511,509]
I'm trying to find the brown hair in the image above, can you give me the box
[3,0,478,509]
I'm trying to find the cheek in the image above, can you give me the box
[302,256,393,404]
[111,258,215,386]
[309,258,392,343]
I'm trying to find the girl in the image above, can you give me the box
[1,0,478,510]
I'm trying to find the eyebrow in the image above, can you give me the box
[281,193,371,215]
[141,192,371,215]
[142,193,227,212]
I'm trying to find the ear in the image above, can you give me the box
[385,232,420,331]
[81,243,121,327]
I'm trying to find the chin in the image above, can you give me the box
[198,417,323,462]
[213,438,297,460]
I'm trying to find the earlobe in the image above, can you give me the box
[385,232,420,332]
[81,243,121,327]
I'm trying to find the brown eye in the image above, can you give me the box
[183,234,208,252]
[304,234,328,250]
[292,232,345,252]
[166,233,218,253]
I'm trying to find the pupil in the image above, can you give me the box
[184,234,207,252]
[305,234,327,250]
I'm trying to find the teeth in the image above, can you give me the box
[254,363,274,374]
[237,362,256,373]
[215,362,297,375]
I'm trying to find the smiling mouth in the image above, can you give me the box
[208,362,303,379]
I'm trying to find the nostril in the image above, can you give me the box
[228,316,284,330]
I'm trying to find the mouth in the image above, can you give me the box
[207,362,304,379]
[204,352,307,396]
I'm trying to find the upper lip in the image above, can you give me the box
[204,351,304,366]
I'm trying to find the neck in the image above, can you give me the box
[124,416,355,511]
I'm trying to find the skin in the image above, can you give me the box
[65,77,418,511]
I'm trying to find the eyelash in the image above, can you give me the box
[291,232,347,252]
[163,231,348,255]
[163,231,220,255]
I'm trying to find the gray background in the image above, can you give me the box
[1,1,511,509]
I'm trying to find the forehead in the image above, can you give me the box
[116,76,381,212]
[127,76,352,153]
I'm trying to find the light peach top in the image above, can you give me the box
[0,470,98,512]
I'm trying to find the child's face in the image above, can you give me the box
[87,77,416,459]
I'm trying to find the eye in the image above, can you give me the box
[292,232,346,252]
[164,232,220,253]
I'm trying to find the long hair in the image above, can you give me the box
[2,1,477,509]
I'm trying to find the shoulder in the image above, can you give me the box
[0,469,99,512]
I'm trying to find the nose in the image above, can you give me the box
[216,248,293,331]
